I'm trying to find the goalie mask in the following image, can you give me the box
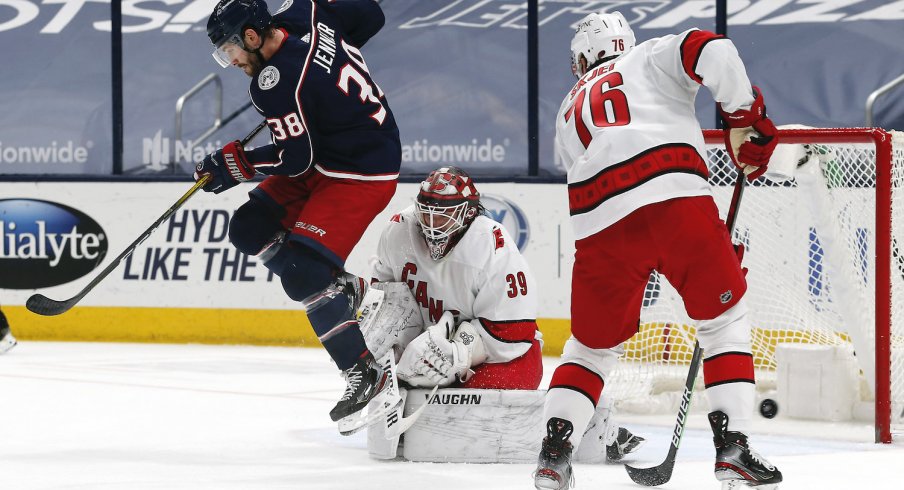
[570,11,635,78]
[207,0,272,68]
[416,166,481,261]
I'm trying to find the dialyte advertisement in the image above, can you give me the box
[2,1,904,176]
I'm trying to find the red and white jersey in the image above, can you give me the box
[372,205,540,364]
[556,29,756,239]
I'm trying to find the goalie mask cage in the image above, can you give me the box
[603,127,903,443]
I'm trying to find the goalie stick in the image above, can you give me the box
[624,171,747,486]
[26,120,268,316]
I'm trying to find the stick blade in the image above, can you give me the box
[26,294,74,316]
[624,459,676,487]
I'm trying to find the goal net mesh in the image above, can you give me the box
[604,128,904,437]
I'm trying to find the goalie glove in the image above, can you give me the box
[718,86,779,181]
[397,312,487,388]
[193,140,256,194]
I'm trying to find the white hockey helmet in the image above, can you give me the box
[570,11,635,78]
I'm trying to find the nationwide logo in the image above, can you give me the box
[142,130,224,170]
[0,140,92,164]
[481,194,530,252]
[0,199,108,289]
[402,138,509,165]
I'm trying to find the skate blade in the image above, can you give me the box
[721,480,779,490]
[338,391,403,436]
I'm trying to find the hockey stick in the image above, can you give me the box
[26,120,268,316]
[624,171,747,486]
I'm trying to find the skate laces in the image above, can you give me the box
[339,368,364,402]
[746,445,776,471]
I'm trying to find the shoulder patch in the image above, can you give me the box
[492,227,504,250]
[258,66,280,90]
[390,213,402,223]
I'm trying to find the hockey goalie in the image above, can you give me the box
[345,166,644,463]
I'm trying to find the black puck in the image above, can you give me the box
[759,398,778,419]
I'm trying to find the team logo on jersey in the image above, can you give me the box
[481,194,530,252]
[720,290,733,304]
[258,66,280,90]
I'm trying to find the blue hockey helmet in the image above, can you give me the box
[207,0,272,67]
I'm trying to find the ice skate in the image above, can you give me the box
[330,351,390,423]
[534,417,575,490]
[606,427,645,462]
[709,411,782,489]
[0,316,16,354]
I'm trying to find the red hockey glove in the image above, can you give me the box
[193,140,255,194]
[719,86,779,181]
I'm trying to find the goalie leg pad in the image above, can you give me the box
[400,388,546,463]
[357,282,423,361]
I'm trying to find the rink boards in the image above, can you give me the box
[0,181,879,357]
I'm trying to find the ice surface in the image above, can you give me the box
[1,342,901,489]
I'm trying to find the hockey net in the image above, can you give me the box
[604,127,903,442]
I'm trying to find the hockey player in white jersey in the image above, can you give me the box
[534,11,781,490]
[369,166,643,462]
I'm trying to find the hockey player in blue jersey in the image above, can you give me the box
[195,0,401,428]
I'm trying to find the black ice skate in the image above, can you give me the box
[606,427,646,462]
[0,310,16,355]
[329,351,389,423]
[708,411,782,489]
[534,418,575,490]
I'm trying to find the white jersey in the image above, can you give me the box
[372,206,540,363]
[555,29,756,239]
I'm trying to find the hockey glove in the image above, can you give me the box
[397,312,487,388]
[718,86,779,181]
[193,140,255,194]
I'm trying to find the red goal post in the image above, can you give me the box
[711,128,894,443]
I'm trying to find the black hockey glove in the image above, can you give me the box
[193,140,256,194]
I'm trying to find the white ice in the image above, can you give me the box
[1,342,901,489]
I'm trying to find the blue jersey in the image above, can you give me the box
[244,0,400,180]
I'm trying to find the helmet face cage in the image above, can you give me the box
[570,11,636,77]
[415,167,480,260]
[207,0,272,68]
